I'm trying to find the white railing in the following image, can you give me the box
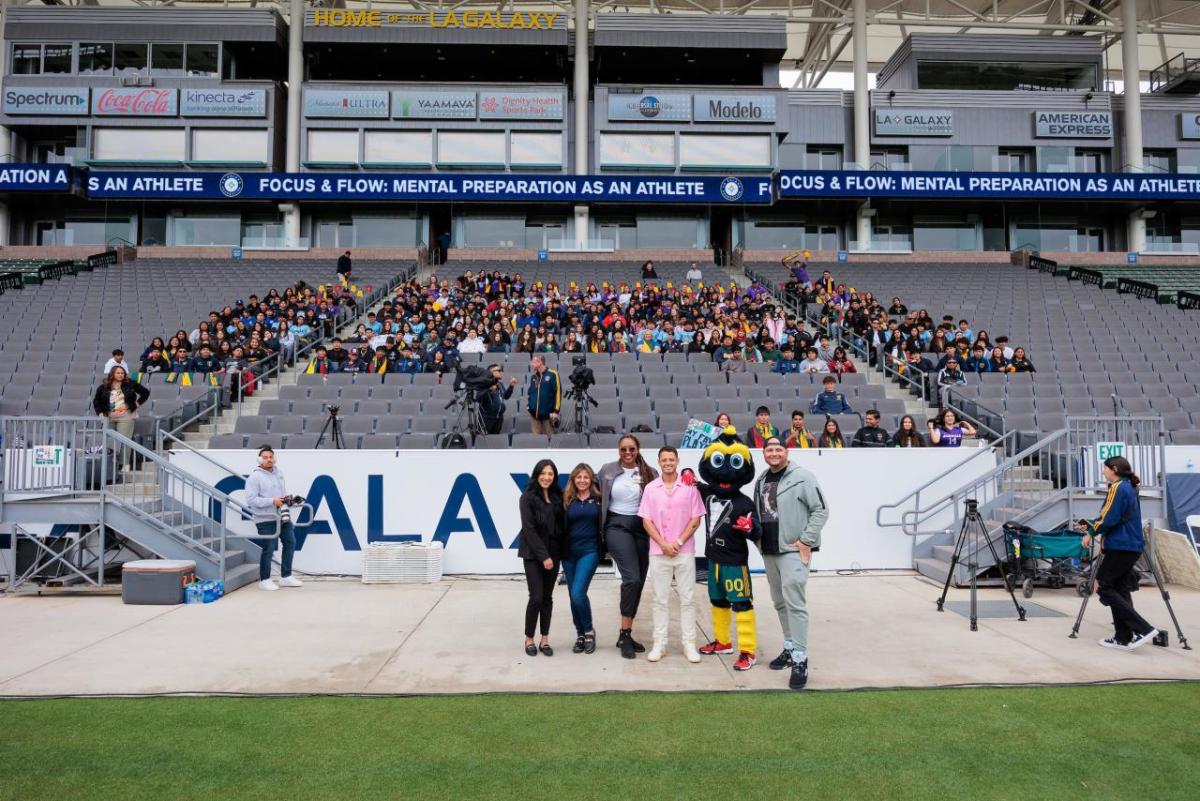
[1142,241,1200,255]
[547,238,616,253]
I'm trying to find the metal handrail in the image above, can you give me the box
[875,427,1021,531]
[944,385,1007,441]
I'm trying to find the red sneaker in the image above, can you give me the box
[733,651,757,671]
[698,640,733,655]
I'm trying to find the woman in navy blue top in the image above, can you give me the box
[562,463,602,654]
[1075,456,1158,650]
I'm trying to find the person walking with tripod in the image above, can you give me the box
[1075,456,1159,651]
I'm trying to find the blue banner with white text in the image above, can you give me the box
[0,164,72,192]
[85,171,773,204]
[778,169,1200,201]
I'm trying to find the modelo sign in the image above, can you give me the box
[181,88,266,118]
[3,86,89,115]
[693,93,776,123]
[1034,110,1112,138]
[874,108,954,136]
[92,88,177,116]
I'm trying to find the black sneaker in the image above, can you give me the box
[617,630,636,660]
[769,650,794,670]
[572,636,586,654]
[789,659,809,690]
[629,634,646,654]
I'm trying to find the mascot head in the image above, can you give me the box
[699,427,756,498]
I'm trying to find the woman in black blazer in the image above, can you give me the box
[519,459,565,656]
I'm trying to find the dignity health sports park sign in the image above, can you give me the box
[171,448,997,574]
[777,169,1200,201]
[85,171,773,204]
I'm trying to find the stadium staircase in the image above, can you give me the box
[878,416,1167,586]
[1,418,263,593]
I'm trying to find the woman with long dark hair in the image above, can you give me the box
[818,416,845,448]
[518,459,565,657]
[562,463,601,654]
[1075,457,1159,650]
[597,434,659,658]
[892,415,926,447]
[93,365,151,472]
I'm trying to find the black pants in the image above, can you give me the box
[523,558,558,638]
[1096,549,1154,644]
[606,513,650,619]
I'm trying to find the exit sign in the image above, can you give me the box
[1097,441,1125,461]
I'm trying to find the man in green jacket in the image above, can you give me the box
[753,437,829,690]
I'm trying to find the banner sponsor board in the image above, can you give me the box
[606,92,692,122]
[171,447,998,574]
[3,86,89,115]
[478,90,563,120]
[777,169,1200,201]
[873,108,954,136]
[86,171,773,203]
[391,90,477,119]
[91,87,178,116]
[1182,112,1200,140]
[1033,110,1112,138]
[304,89,389,118]
[692,93,777,123]
[181,88,267,118]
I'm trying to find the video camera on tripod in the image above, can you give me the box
[564,356,599,408]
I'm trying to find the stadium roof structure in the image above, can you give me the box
[17,0,1198,89]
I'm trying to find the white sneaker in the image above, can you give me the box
[647,642,667,662]
[279,576,304,588]
[1098,637,1128,650]
[259,579,279,591]
[684,642,702,664]
[1127,628,1158,650]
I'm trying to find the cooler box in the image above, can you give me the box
[121,559,196,605]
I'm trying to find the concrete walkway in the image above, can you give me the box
[2,573,1198,695]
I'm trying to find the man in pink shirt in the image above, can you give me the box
[638,446,706,663]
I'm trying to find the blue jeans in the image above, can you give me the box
[255,520,295,581]
[561,549,600,636]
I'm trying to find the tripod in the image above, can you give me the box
[936,498,1027,630]
[564,386,598,435]
[1068,528,1191,649]
[443,390,487,447]
[314,407,346,449]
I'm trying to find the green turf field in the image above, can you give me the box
[1,683,1196,800]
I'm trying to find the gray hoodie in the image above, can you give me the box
[244,465,288,524]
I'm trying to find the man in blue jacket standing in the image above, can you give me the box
[527,354,561,436]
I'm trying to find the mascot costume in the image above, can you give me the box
[685,426,762,670]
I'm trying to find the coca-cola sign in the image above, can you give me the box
[91,88,178,117]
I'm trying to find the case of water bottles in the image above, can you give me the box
[184,579,225,604]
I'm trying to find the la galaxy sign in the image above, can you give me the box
[312,9,561,30]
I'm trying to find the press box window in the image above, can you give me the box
[43,44,72,74]
[151,43,184,76]
[114,43,149,74]
[12,44,42,75]
[79,43,114,75]
[186,44,219,78]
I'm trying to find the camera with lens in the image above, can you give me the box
[278,495,306,525]
[327,404,341,417]
[455,364,499,393]
[569,355,595,392]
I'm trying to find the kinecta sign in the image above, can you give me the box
[873,108,953,136]
[170,448,997,574]
[311,9,560,30]
[85,171,773,203]
[1034,110,1112,138]
[778,169,1200,200]
[181,88,266,118]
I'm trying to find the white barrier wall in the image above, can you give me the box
[174,447,999,574]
